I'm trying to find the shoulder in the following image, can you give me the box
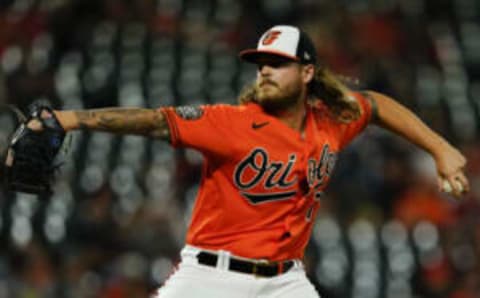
[199,103,243,112]
[309,91,371,125]
[199,104,254,118]
[308,100,336,124]
[352,90,379,122]
[215,102,264,116]
[347,90,372,105]
[161,103,242,122]
[352,90,382,106]
[309,99,330,114]
[308,100,338,129]
[190,104,260,122]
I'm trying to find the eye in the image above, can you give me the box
[269,61,281,68]
[257,61,288,70]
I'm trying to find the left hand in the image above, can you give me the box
[5,103,66,195]
[434,143,469,198]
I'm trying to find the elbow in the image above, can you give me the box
[150,127,171,140]
[149,110,171,140]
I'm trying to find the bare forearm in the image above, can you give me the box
[53,108,170,139]
[367,91,449,158]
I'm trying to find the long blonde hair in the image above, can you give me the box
[238,67,361,123]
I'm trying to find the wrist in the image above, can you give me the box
[53,110,78,131]
[429,137,451,160]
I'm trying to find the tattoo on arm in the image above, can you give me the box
[74,108,170,140]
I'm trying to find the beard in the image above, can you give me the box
[255,78,303,111]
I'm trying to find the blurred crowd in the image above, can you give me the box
[0,0,479,297]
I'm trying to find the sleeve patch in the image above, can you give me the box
[175,105,204,120]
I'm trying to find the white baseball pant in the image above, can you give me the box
[152,245,320,298]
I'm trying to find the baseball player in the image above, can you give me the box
[27,25,469,297]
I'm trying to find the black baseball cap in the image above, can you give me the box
[239,25,317,65]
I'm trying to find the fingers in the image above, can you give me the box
[455,172,470,193]
[446,177,462,198]
[5,148,14,166]
[40,109,53,119]
[441,172,469,199]
[437,176,442,191]
[25,110,53,131]
[27,119,43,131]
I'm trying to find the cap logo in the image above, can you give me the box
[261,30,282,46]
[304,52,311,60]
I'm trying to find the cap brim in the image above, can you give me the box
[239,49,299,64]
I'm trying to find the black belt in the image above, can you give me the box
[196,251,294,277]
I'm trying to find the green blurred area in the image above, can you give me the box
[0,0,479,297]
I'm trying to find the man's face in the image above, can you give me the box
[254,56,312,110]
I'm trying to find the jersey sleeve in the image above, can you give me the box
[337,92,373,149]
[159,104,233,157]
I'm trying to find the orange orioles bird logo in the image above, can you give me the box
[262,30,282,45]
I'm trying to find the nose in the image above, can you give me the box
[258,64,273,76]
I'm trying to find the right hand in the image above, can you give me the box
[433,143,469,198]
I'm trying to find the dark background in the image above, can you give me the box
[0,0,479,297]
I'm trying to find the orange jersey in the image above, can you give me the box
[160,92,373,261]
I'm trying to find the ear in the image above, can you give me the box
[301,64,315,84]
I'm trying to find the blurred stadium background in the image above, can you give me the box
[0,0,479,297]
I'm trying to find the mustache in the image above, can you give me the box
[258,80,278,87]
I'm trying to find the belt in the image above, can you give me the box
[196,251,294,277]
